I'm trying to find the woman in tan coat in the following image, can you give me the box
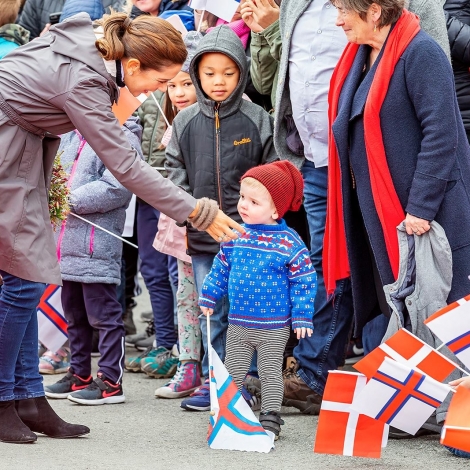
[0,11,241,444]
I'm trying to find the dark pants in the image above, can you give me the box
[295,162,354,395]
[137,201,178,349]
[61,281,125,384]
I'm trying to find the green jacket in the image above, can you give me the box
[250,20,281,109]
[137,91,167,176]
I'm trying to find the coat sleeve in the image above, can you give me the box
[288,245,316,330]
[63,78,196,223]
[199,244,231,308]
[164,115,192,194]
[18,0,41,40]
[404,40,461,221]
[250,20,281,97]
[445,11,470,65]
[258,112,278,164]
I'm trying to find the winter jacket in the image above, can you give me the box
[137,91,167,174]
[0,24,29,59]
[18,0,125,39]
[130,0,190,19]
[57,117,143,284]
[444,0,470,133]
[332,31,470,335]
[0,13,196,285]
[165,25,277,256]
[273,0,450,168]
[250,20,281,108]
[382,221,461,424]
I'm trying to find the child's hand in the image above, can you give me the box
[294,327,313,340]
[449,376,470,390]
[200,306,214,316]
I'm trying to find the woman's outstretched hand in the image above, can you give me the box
[405,213,431,236]
[206,210,245,242]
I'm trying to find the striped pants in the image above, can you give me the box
[224,324,290,413]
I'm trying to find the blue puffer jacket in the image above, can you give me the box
[56,117,143,284]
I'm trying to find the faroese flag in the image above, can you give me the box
[207,347,274,453]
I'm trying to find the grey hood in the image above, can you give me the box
[189,25,248,119]
[48,13,120,103]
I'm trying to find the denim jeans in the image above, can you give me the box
[362,313,389,355]
[295,161,354,395]
[191,253,229,378]
[137,201,178,349]
[0,270,46,401]
[446,447,470,458]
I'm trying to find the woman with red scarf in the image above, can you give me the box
[325,1,470,347]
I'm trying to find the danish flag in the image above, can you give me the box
[354,328,457,382]
[352,358,451,435]
[425,294,470,370]
[207,346,274,453]
[314,371,387,458]
[441,386,470,453]
[37,285,68,353]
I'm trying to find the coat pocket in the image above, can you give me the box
[17,133,42,182]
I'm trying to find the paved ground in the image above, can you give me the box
[2,287,469,470]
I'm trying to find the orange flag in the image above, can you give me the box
[313,371,387,458]
[441,386,470,453]
[354,328,456,382]
[112,88,147,125]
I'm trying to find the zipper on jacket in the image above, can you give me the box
[215,104,223,211]
[89,226,95,258]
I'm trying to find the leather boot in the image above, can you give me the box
[0,400,37,444]
[15,397,90,439]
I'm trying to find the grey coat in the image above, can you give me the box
[0,13,196,285]
[57,117,142,285]
[274,0,451,167]
[383,222,462,424]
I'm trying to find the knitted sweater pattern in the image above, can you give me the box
[199,220,317,329]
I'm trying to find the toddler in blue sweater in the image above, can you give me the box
[199,161,317,438]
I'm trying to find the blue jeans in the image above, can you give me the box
[362,313,389,355]
[295,161,354,395]
[137,201,178,349]
[0,270,46,401]
[191,253,229,378]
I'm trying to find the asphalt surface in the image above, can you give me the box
[2,286,469,470]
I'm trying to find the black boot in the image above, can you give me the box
[0,400,37,444]
[15,397,90,439]
[259,411,284,440]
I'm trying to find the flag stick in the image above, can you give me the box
[69,212,138,249]
[150,92,171,128]
[197,9,205,33]
[206,308,213,371]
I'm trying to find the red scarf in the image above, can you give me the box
[324,10,420,295]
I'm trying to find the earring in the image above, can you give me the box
[129,71,133,76]
[374,23,377,32]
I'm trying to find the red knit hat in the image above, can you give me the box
[241,161,304,218]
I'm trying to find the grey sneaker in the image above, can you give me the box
[135,335,157,351]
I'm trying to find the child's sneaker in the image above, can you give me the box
[155,361,201,398]
[180,379,210,411]
[125,346,168,372]
[259,411,284,440]
[44,370,93,398]
[141,345,179,378]
[39,348,70,374]
[241,386,261,411]
[67,373,125,405]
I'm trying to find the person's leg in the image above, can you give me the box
[137,201,177,349]
[362,313,389,355]
[256,327,290,413]
[61,280,93,378]
[0,271,46,401]
[224,325,255,391]
[288,163,353,399]
[82,283,125,384]
[191,253,229,378]
[176,260,201,362]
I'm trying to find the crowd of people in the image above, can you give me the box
[0,0,470,457]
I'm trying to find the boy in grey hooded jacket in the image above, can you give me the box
[166,25,278,411]
[44,116,143,406]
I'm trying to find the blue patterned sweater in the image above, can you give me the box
[199,220,317,330]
